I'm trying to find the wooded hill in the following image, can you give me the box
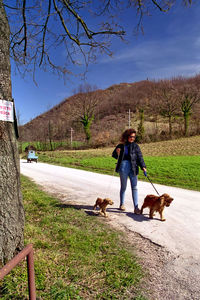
[19,75,200,148]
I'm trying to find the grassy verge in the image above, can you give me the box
[0,176,146,300]
[35,150,200,191]
[19,141,85,152]
[142,156,200,191]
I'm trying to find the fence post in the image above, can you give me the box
[27,248,36,300]
[0,244,36,300]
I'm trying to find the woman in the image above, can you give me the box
[112,128,146,213]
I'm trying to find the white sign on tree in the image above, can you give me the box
[0,100,14,122]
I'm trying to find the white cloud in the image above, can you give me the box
[99,32,200,79]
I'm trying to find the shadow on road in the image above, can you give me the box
[55,203,161,222]
[126,212,151,222]
[55,202,110,217]
[55,203,93,211]
[126,212,164,222]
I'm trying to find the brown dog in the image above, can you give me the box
[93,197,114,217]
[140,193,173,221]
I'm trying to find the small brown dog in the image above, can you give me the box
[93,197,114,217]
[140,193,173,221]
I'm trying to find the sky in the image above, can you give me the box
[10,1,200,125]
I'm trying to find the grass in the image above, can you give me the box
[143,156,200,190]
[28,135,200,191]
[0,176,147,300]
[20,140,85,152]
[37,152,115,174]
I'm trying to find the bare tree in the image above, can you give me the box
[192,102,200,134]
[48,120,54,150]
[176,85,200,136]
[154,80,179,137]
[130,83,152,141]
[72,84,98,142]
[0,0,194,264]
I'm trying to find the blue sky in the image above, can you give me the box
[10,1,200,124]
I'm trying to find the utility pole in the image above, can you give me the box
[128,109,131,128]
[70,127,74,146]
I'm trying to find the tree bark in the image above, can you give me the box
[0,1,24,265]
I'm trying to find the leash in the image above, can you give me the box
[103,166,117,197]
[103,152,120,198]
[144,171,160,196]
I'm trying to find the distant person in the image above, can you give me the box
[112,128,146,214]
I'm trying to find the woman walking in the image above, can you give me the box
[112,128,146,213]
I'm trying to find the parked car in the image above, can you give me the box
[27,150,38,163]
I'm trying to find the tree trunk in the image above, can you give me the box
[168,115,172,137]
[81,114,93,142]
[48,120,54,151]
[184,112,190,136]
[137,108,145,142]
[0,1,24,265]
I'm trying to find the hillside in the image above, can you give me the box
[19,75,200,146]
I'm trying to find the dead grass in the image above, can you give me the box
[61,135,200,157]
[140,135,200,156]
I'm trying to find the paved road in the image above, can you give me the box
[20,160,200,289]
[20,160,200,258]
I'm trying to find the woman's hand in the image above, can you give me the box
[143,167,147,177]
[116,148,121,156]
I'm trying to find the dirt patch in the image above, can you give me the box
[105,220,200,300]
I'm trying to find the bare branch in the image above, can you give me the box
[62,0,93,40]
[22,0,27,62]
[39,0,51,66]
[53,0,81,45]
[4,0,194,81]
[151,0,171,12]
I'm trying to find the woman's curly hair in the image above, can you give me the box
[120,128,136,143]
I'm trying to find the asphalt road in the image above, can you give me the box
[20,160,200,295]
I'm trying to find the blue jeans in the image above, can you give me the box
[119,160,138,208]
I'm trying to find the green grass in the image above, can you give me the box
[0,176,147,300]
[20,140,84,152]
[21,136,200,191]
[37,152,115,174]
[142,156,200,191]
[35,149,200,191]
